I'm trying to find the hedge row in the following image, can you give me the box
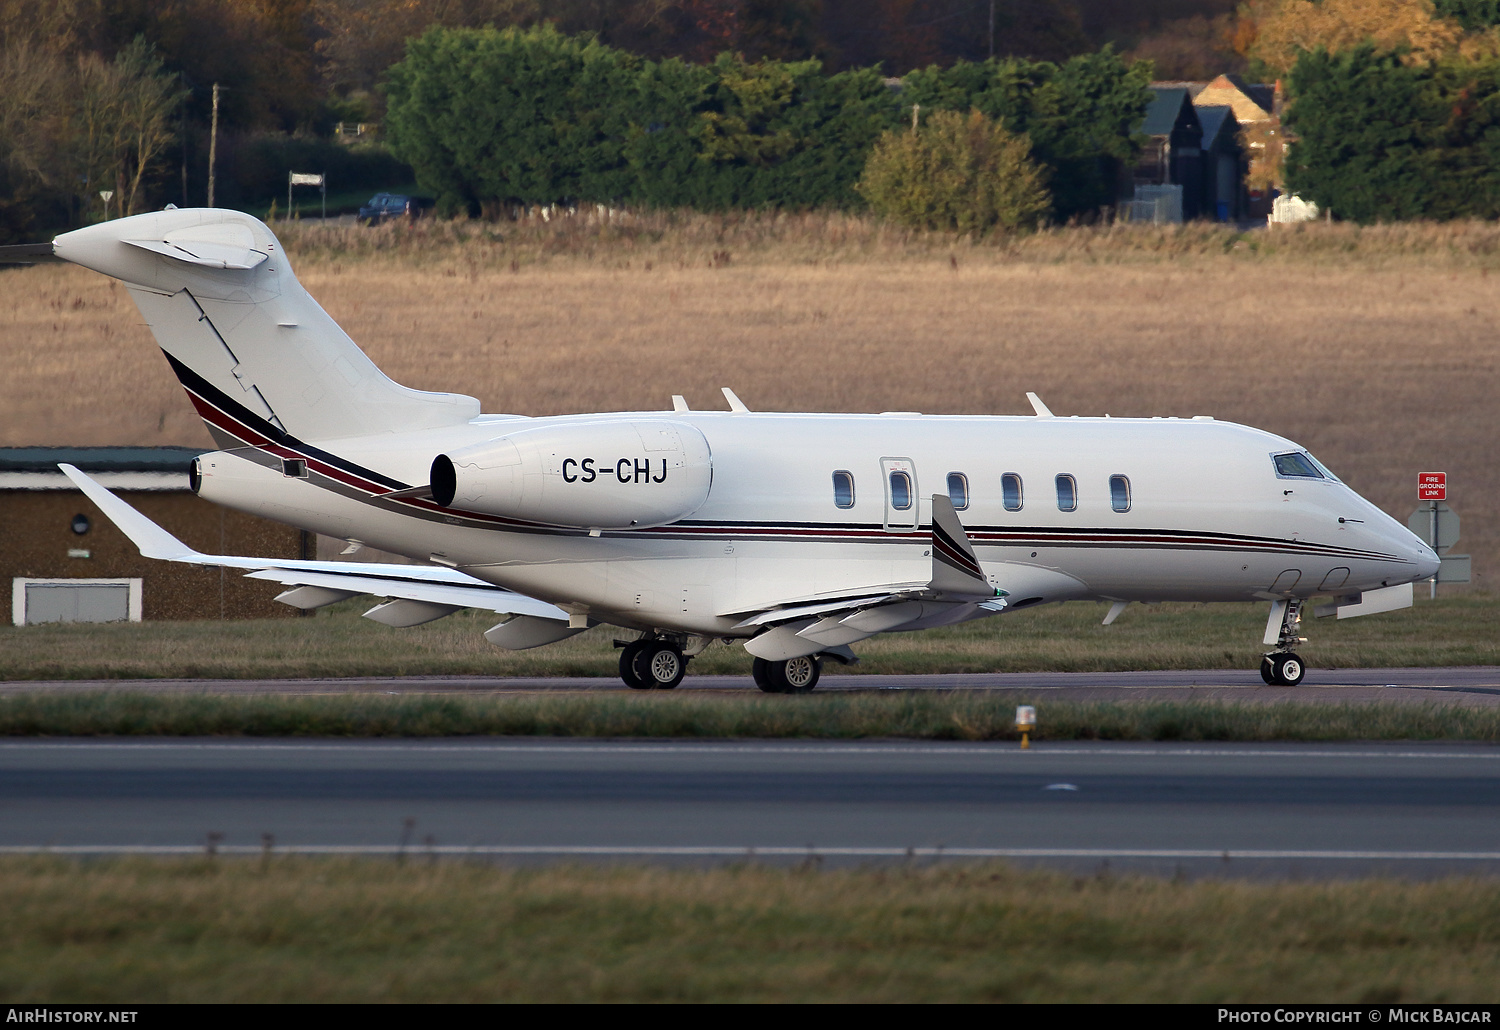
[383,25,1153,221]
[1286,44,1500,224]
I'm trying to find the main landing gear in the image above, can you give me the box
[619,638,687,690]
[1260,598,1307,686]
[752,655,822,694]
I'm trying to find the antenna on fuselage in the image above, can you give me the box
[721,387,751,413]
[1026,392,1054,418]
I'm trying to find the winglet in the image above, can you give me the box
[721,387,750,413]
[1026,392,1054,418]
[57,464,201,562]
[930,493,1002,599]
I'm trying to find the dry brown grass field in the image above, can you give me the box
[3,215,1496,578]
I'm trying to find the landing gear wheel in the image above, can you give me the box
[752,656,822,694]
[631,642,686,690]
[1260,656,1277,685]
[620,641,649,690]
[752,657,777,693]
[1265,653,1306,686]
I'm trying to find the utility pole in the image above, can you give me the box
[180,73,188,206]
[989,0,995,60]
[207,82,220,208]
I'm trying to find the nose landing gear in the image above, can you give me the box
[1260,652,1306,686]
[1260,598,1307,686]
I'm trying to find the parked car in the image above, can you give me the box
[358,193,428,225]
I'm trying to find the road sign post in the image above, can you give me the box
[1409,474,1465,597]
[288,172,326,221]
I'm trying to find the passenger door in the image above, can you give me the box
[881,457,918,532]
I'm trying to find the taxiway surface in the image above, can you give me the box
[4,738,1498,878]
[3,666,1500,705]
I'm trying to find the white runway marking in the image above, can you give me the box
[3,844,1500,860]
[1,741,1497,760]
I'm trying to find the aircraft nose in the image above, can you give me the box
[1412,543,1441,582]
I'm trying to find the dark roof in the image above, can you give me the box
[1197,105,1238,149]
[1152,80,1209,98]
[1245,83,1275,113]
[0,446,207,473]
[1142,87,1194,137]
[1215,73,1275,115]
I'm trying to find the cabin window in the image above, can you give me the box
[1109,474,1131,513]
[947,472,969,510]
[1055,473,1077,512]
[1002,473,1023,512]
[889,470,913,510]
[832,470,855,509]
[1273,452,1325,479]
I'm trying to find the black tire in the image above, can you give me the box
[1260,656,1277,685]
[620,641,649,689]
[632,642,686,690]
[1271,653,1306,686]
[752,657,780,693]
[755,655,822,694]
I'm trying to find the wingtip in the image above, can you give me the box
[57,462,200,562]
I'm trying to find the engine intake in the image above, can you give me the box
[431,419,712,530]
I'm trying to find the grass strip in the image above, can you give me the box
[3,595,1496,681]
[2,691,1499,741]
[1,856,1497,1002]
[274,210,1500,272]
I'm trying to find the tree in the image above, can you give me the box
[1246,0,1464,75]
[1283,43,1500,222]
[385,24,638,214]
[106,38,187,215]
[901,48,1152,220]
[857,108,1049,233]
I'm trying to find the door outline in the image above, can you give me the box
[880,457,918,532]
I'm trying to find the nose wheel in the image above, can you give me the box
[1260,652,1306,686]
[1258,598,1308,686]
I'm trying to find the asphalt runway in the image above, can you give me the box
[4,666,1499,705]
[4,738,1499,878]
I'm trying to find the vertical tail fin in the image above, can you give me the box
[52,209,479,447]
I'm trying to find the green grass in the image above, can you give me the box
[2,691,1498,740]
[2,857,1497,1002]
[1,594,1494,681]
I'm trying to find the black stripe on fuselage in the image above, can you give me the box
[162,351,1407,564]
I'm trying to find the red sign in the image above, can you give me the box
[1419,472,1447,501]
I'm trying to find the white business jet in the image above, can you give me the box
[7,209,1440,691]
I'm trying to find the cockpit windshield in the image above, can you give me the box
[1273,451,1325,479]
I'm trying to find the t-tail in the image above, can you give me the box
[48,209,479,448]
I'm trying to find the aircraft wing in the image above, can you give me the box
[728,495,1007,660]
[58,464,567,622]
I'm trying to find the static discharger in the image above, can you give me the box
[1015,705,1037,749]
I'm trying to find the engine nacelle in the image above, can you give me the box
[431,420,712,530]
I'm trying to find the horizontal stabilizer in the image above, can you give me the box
[124,236,267,270]
[0,242,60,265]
